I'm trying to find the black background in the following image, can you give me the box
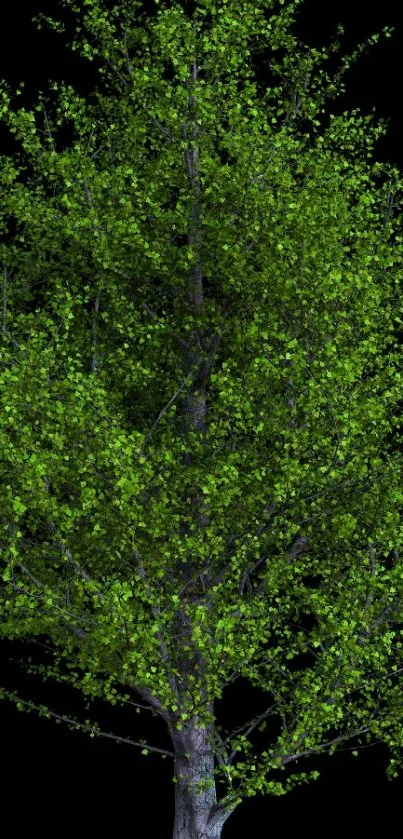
[0,1,402,835]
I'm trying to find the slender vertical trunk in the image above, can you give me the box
[170,29,233,839]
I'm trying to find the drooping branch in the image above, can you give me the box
[0,687,183,758]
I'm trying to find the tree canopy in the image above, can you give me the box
[1,0,403,835]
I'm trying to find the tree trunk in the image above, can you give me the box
[170,34,235,839]
[170,721,233,839]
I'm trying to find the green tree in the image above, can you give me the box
[1,0,403,835]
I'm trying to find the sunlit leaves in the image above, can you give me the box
[0,0,402,819]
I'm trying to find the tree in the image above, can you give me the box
[1,0,403,835]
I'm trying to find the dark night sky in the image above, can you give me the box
[0,1,402,835]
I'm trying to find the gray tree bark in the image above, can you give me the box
[170,720,235,839]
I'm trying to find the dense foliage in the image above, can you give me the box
[0,0,403,834]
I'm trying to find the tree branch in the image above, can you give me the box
[0,688,183,757]
[279,724,372,766]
